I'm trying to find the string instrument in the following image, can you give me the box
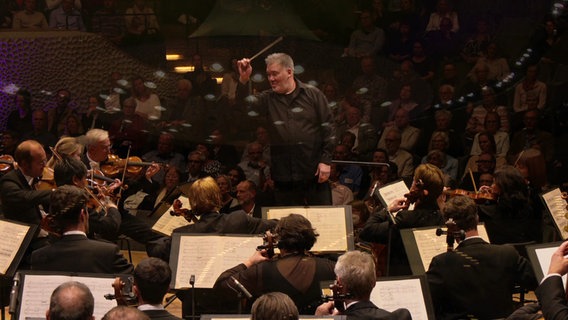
[105,276,137,306]
[435,218,465,252]
[101,154,166,179]
[402,179,425,209]
[169,198,198,223]
[0,154,15,172]
[321,282,352,313]
[36,167,56,190]
[443,189,497,204]
[256,231,277,259]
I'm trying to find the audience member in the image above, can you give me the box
[214,214,335,314]
[0,130,19,157]
[31,185,134,274]
[421,131,458,183]
[241,126,271,164]
[142,132,185,184]
[6,88,33,137]
[209,128,239,169]
[427,196,537,319]
[381,127,414,179]
[238,142,270,189]
[12,0,48,29]
[470,112,510,157]
[108,97,148,157]
[409,40,436,82]
[49,0,85,31]
[513,64,547,114]
[360,164,445,275]
[468,87,510,134]
[508,109,555,163]
[233,180,262,218]
[217,174,240,213]
[183,53,217,98]
[336,104,378,161]
[351,56,389,114]
[460,18,493,64]
[332,143,364,196]
[130,75,162,120]
[329,163,354,206]
[91,0,125,45]
[386,20,414,63]
[124,0,160,40]
[464,132,507,174]
[315,251,411,319]
[46,281,95,320]
[425,16,460,61]
[344,10,385,57]
[469,42,510,82]
[379,108,421,153]
[23,109,57,151]
[459,152,497,191]
[425,0,459,33]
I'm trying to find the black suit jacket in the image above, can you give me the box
[345,300,412,320]
[30,234,134,274]
[141,309,181,320]
[426,238,537,320]
[0,169,51,226]
[536,275,568,320]
[173,210,276,234]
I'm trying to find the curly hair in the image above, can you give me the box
[275,214,318,252]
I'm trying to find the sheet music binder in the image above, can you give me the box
[373,275,435,320]
[526,241,564,283]
[540,187,568,240]
[0,219,37,278]
[261,205,354,253]
[15,271,125,320]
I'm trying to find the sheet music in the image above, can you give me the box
[152,195,192,236]
[378,180,414,215]
[19,274,116,320]
[535,245,567,287]
[414,225,490,272]
[0,221,29,274]
[542,188,568,240]
[266,207,350,252]
[371,278,429,320]
[173,235,261,289]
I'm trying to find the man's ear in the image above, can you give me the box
[423,189,429,197]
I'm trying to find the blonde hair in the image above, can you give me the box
[187,177,222,214]
[47,137,83,168]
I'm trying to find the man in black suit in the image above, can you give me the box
[31,185,133,274]
[536,240,568,319]
[315,250,411,319]
[0,140,52,257]
[426,196,537,319]
[134,257,180,319]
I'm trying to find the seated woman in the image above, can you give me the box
[217,174,240,213]
[464,131,507,174]
[421,131,458,183]
[214,214,336,314]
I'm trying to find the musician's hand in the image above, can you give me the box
[145,163,160,180]
[478,185,492,194]
[244,249,269,268]
[315,301,337,316]
[548,240,568,275]
[388,198,407,213]
[237,58,252,83]
[316,162,331,183]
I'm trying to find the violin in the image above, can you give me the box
[402,179,425,209]
[106,276,137,306]
[101,154,165,178]
[321,282,352,313]
[435,218,465,252]
[257,231,277,259]
[443,188,497,204]
[0,154,15,172]
[36,167,57,190]
[169,198,198,223]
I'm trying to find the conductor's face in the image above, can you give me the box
[266,63,293,94]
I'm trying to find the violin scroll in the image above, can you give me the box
[435,218,465,252]
[256,231,277,259]
[169,199,198,223]
[321,282,351,313]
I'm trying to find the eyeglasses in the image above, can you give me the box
[476,160,493,164]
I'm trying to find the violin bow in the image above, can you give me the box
[116,145,131,201]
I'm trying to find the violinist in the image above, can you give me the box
[426,196,537,319]
[82,128,167,256]
[213,214,335,314]
[0,140,52,258]
[53,157,121,241]
[315,251,411,319]
[359,164,445,276]
[477,166,539,244]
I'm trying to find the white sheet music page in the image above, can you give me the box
[371,278,428,320]
[174,235,261,289]
[378,180,414,215]
[414,224,490,272]
[535,245,567,287]
[266,207,349,252]
[19,275,116,320]
[0,221,29,274]
[152,195,192,236]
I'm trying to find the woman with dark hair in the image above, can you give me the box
[464,131,507,174]
[214,214,336,314]
[478,166,538,244]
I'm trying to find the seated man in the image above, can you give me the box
[427,196,537,319]
[46,281,95,320]
[251,292,299,320]
[359,164,445,275]
[536,240,568,319]
[133,257,181,319]
[31,185,134,274]
[315,251,411,319]
[214,214,336,314]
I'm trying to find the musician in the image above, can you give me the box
[535,240,568,320]
[53,157,121,240]
[477,166,538,244]
[359,164,445,275]
[81,128,166,255]
[426,196,537,319]
[133,257,181,320]
[315,251,411,319]
[213,214,336,314]
[251,292,299,320]
[0,140,52,255]
[30,185,134,274]
[237,53,336,206]
[47,281,95,320]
